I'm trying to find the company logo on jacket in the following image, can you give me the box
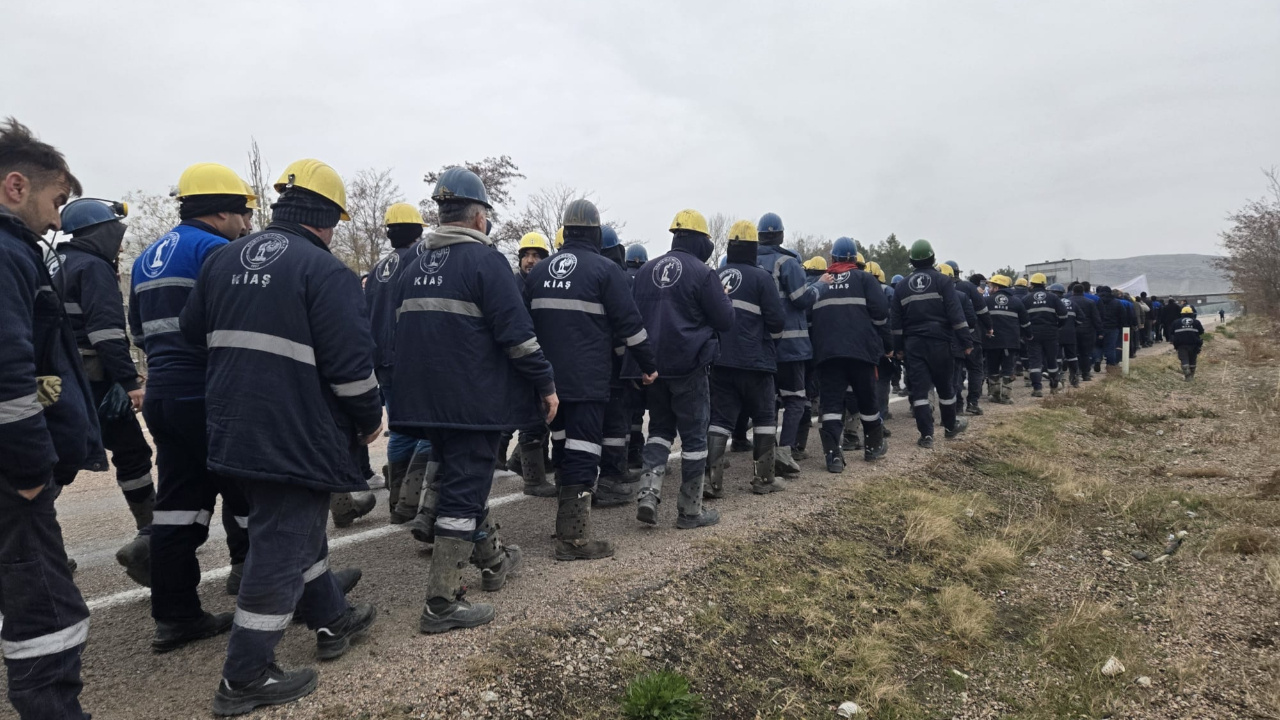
[652,256,683,288]
[421,247,450,275]
[908,272,932,293]
[240,233,289,270]
[374,253,400,283]
[719,268,742,294]
[141,232,180,278]
[549,253,577,280]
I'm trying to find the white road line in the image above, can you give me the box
[84,395,919,613]
[84,490,534,613]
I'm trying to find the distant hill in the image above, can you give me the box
[1027,254,1231,296]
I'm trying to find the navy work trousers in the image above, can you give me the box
[904,337,958,439]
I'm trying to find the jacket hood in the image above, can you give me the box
[66,219,127,269]
[426,224,492,250]
[671,232,713,263]
[726,240,757,266]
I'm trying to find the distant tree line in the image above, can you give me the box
[1216,169,1280,318]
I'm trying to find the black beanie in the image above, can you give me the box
[271,187,342,229]
[179,194,250,220]
[387,223,423,248]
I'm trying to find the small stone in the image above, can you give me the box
[1102,550,1113,558]
[641,649,652,658]
[525,711,534,718]
[1137,676,1153,687]
[1102,656,1125,677]
[836,701,861,718]
[1130,550,1149,561]
[952,669,970,680]
[1176,530,1189,539]
[964,508,975,518]
[480,691,499,704]
[1156,430,1165,436]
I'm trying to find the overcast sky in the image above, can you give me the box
[7,0,1279,272]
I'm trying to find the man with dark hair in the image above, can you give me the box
[184,159,381,715]
[1069,284,1103,381]
[0,117,99,719]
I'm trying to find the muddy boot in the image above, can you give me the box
[750,433,785,494]
[471,514,522,592]
[594,474,636,507]
[419,536,495,634]
[116,495,154,587]
[966,399,983,416]
[793,416,811,461]
[993,379,1013,405]
[704,433,729,499]
[555,486,615,561]
[944,417,969,439]
[1031,388,1044,398]
[842,429,862,452]
[774,445,801,477]
[153,611,234,654]
[820,426,844,474]
[730,436,750,453]
[391,451,428,524]
[519,440,556,497]
[635,466,665,526]
[330,492,375,528]
[864,422,888,462]
[406,460,440,543]
[918,435,934,449]
[384,459,410,517]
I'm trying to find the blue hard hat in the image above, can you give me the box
[757,212,784,233]
[601,225,620,249]
[625,244,648,264]
[60,198,127,235]
[891,274,904,284]
[832,236,859,261]
[945,260,960,273]
[1048,283,1066,294]
[430,167,492,209]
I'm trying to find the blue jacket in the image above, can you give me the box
[810,267,890,365]
[364,241,421,372]
[1171,316,1205,348]
[890,268,972,352]
[389,226,555,432]
[1057,295,1079,345]
[526,239,656,402]
[180,222,383,492]
[0,207,105,490]
[757,243,825,362]
[623,246,735,379]
[954,278,991,342]
[128,220,229,400]
[52,231,139,390]
[986,288,1033,350]
[1024,287,1069,338]
[715,260,786,372]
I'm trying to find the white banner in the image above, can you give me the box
[1114,274,1148,296]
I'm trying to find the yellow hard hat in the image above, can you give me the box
[938,262,954,277]
[727,220,757,242]
[1181,305,1194,315]
[242,180,259,210]
[384,202,425,226]
[555,227,565,249]
[176,162,255,201]
[519,232,551,255]
[274,159,350,221]
[865,260,884,283]
[669,209,709,236]
[804,256,828,272]
[855,252,866,267]
[1014,276,1029,287]
[989,274,1012,288]
[1029,272,1047,285]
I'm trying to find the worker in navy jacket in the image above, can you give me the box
[0,121,101,719]
[705,221,786,497]
[595,225,644,506]
[1171,306,1205,380]
[983,275,1032,404]
[128,162,256,653]
[939,263,980,408]
[811,238,889,472]
[388,167,558,637]
[1049,284,1082,387]
[183,160,380,715]
[1023,273,1069,396]
[53,198,155,585]
[623,243,650,467]
[625,209,733,530]
[1069,283,1103,381]
[527,201,656,561]
[949,263,991,415]
[890,240,972,447]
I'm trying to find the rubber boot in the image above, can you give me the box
[793,415,811,461]
[384,459,410,518]
[820,427,844,474]
[471,514,522,592]
[406,460,440,543]
[555,486,615,561]
[636,467,665,526]
[1181,364,1191,381]
[864,422,887,462]
[419,537,495,634]
[520,440,556,497]
[116,495,154,587]
[593,474,637,507]
[774,445,801,477]
[391,452,428,524]
[704,433,729,499]
[330,492,375,529]
[750,433,785,494]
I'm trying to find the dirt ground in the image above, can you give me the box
[10,316,1279,720]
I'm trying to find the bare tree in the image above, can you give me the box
[119,190,181,268]
[1216,168,1280,318]
[705,212,734,266]
[788,233,832,264]
[493,182,619,254]
[245,138,274,232]
[332,168,402,276]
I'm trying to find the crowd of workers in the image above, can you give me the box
[0,118,1208,718]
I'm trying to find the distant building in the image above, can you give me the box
[1023,258,1091,286]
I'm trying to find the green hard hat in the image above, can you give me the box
[909,239,935,262]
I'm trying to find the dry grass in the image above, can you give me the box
[1173,466,1230,479]
[1263,557,1280,596]
[1255,470,1280,498]
[936,584,993,644]
[902,507,960,553]
[961,538,1020,579]
[1207,526,1277,555]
